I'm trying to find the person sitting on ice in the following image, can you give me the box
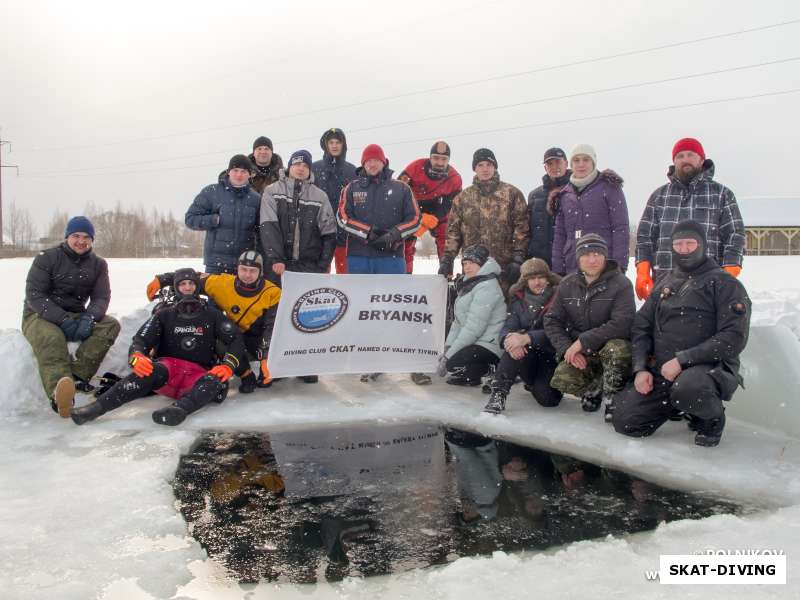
[483,258,562,414]
[71,268,247,426]
[611,220,751,447]
[145,250,282,391]
[543,233,634,416]
[22,216,121,418]
[436,244,506,386]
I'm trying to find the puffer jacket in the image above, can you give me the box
[500,284,558,350]
[543,259,635,359]
[526,170,571,266]
[23,243,111,325]
[260,170,337,271]
[185,174,262,273]
[551,170,629,275]
[444,173,529,270]
[445,258,507,359]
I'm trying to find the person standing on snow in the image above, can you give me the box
[612,220,751,447]
[71,268,247,427]
[186,154,262,274]
[634,137,745,300]
[483,258,562,415]
[544,233,634,415]
[550,144,629,276]
[145,250,282,392]
[440,148,529,292]
[526,147,571,267]
[436,245,507,387]
[398,141,463,273]
[248,136,284,194]
[22,216,121,418]
[338,143,426,384]
[260,149,337,280]
[311,128,358,273]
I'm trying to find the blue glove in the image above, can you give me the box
[60,317,80,341]
[74,314,95,341]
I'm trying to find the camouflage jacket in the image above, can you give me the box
[444,173,529,268]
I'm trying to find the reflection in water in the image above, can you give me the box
[173,423,744,584]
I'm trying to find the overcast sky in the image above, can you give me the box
[1,0,799,234]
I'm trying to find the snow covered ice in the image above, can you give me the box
[1,256,800,599]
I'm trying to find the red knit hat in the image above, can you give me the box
[672,138,705,161]
[361,143,387,166]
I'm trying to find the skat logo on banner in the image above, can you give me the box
[291,287,349,333]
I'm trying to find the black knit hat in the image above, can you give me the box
[472,148,498,171]
[671,219,706,244]
[575,233,608,259]
[430,141,451,157]
[461,244,490,266]
[228,154,254,172]
[252,136,273,151]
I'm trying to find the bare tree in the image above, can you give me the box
[4,200,37,249]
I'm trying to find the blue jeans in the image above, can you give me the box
[346,256,406,274]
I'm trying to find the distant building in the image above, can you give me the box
[738,197,800,256]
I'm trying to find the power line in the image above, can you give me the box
[24,56,800,176]
[19,17,800,153]
[21,87,800,179]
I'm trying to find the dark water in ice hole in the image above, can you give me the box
[173,421,746,584]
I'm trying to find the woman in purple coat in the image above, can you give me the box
[551,144,629,275]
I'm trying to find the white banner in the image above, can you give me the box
[267,272,447,377]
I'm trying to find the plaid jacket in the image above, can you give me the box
[635,160,745,274]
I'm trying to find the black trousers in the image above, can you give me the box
[494,347,562,407]
[446,345,499,384]
[612,364,732,438]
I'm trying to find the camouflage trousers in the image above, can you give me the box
[22,312,121,400]
[550,339,632,399]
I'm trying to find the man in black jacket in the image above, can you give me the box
[544,233,635,413]
[612,220,751,447]
[22,216,121,418]
[527,147,571,267]
[71,268,247,427]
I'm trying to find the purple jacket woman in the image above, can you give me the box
[551,169,629,275]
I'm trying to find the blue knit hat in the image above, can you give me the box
[287,149,313,169]
[64,216,95,240]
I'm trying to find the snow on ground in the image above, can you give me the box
[1,255,799,599]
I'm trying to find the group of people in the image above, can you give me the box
[21,131,750,446]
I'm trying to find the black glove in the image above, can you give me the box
[504,261,522,284]
[438,256,454,277]
[60,317,80,341]
[74,314,96,341]
[370,228,401,252]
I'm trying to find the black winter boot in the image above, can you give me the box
[581,394,602,412]
[239,371,257,394]
[153,375,225,426]
[299,375,319,384]
[71,400,108,425]
[694,411,725,447]
[483,389,507,415]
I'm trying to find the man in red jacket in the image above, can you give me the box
[398,141,462,273]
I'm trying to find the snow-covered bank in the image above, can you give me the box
[1,255,799,599]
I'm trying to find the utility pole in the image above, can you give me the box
[0,133,20,249]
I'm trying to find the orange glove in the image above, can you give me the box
[635,261,654,300]
[415,213,439,238]
[723,265,742,278]
[209,364,233,382]
[146,277,162,301]
[260,359,272,386]
[129,352,154,378]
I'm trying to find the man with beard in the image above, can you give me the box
[526,147,571,267]
[398,141,462,273]
[312,128,358,273]
[145,251,282,391]
[634,138,745,300]
[612,220,751,447]
[248,136,284,194]
[71,268,248,426]
[440,148,529,291]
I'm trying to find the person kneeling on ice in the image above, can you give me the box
[483,258,562,414]
[22,216,121,418]
[145,251,282,390]
[611,220,751,447]
[543,233,634,415]
[72,268,247,426]
[436,245,506,386]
